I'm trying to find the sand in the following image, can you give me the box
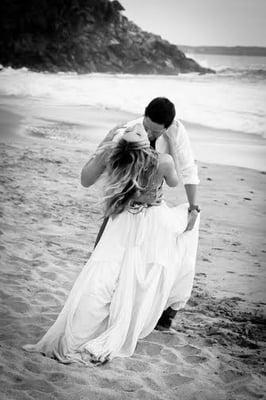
[0,106,265,400]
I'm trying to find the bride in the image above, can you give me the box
[23,122,200,365]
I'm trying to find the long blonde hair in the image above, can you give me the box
[104,139,159,217]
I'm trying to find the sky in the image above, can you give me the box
[120,0,266,47]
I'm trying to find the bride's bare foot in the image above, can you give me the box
[85,351,110,366]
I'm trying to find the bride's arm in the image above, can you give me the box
[160,154,179,187]
[81,124,126,187]
[81,147,107,187]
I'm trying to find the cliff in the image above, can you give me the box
[0,0,214,74]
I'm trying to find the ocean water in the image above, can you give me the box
[0,54,265,140]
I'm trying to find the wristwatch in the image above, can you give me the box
[188,205,201,213]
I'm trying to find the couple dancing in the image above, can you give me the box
[23,97,200,365]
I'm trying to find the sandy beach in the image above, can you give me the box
[0,106,265,400]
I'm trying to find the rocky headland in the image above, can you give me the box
[0,0,214,74]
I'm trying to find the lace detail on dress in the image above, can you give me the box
[127,180,164,214]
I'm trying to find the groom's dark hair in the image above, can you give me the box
[145,97,176,129]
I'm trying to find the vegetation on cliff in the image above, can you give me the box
[0,0,214,74]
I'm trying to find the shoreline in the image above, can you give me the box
[184,120,266,172]
[0,105,265,399]
[0,102,265,172]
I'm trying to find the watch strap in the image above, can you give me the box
[188,205,201,213]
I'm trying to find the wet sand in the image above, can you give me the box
[0,107,265,400]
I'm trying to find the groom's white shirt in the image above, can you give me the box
[119,117,199,185]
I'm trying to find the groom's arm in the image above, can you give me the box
[184,183,197,207]
[165,121,200,230]
[165,122,199,189]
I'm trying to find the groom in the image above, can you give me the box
[139,97,200,226]
[128,97,201,331]
[84,97,200,330]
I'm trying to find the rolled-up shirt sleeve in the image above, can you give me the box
[175,122,200,185]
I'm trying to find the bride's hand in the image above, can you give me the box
[164,121,179,143]
[105,123,127,141]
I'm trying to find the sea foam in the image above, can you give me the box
[0,66,265,137]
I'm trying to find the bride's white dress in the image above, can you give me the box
[23,201,199,364]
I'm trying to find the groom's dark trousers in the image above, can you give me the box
[94,217,109,249]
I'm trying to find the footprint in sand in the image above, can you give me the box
[37,292,60,306]
[185,355,208,364]
[39,271,57,281]
[124,359,152,373]
[47,372,69,383]
[202,257,211,263]
[9,299,29,313]
[23,360,41,374]
[9,374,24,383]
[135,341,163,356]
[174,344,208,365]
[236,384,265,399]
[136,389,162,400]
[32,252,43,259]
[143,376,162,391]
[54,289,67,298]
[100,377,142,392]
[163,373,193,387]
[176,344,201,357]
[0,289,10,300]
[220,369,252,384]
[150,331,186,347]
[30,260,47,268]
[14,378,55,393]
[161,348,180,364]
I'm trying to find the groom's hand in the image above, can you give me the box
[185,210,199,231]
